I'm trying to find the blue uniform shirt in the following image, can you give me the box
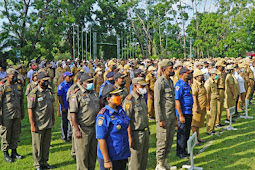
[57,80,73,110]
[99,80,111,98]
[175,79,193,115]
[96,105,130,161]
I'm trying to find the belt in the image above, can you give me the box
[218,88,224,90]
[133,127,148,132]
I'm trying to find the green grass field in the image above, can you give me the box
[1,90,255,170]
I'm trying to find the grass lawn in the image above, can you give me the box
[1,89,255,170]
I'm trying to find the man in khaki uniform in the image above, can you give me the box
[54,63,64,117]
[205,68,219,135]
[47,64,54,87]
[123,77,149,170]
[25,72,38,98]
[146,66,157,120]
[66,71,84,160]
[124,64,132,92]
[69,73,99,170]
[215,60,226,128]
[173,60,182,85]
[94,67,104,94]
[0,68,24,163]
[114,72,128,104]
[154,60,177,170]
[27,72,55,170]
[104,60,117,81]
[191,70,207,144]
[224,65,236,123]
[246,65,254,99]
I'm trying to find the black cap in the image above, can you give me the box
[37,72,50,80]
[102,84,123,97]
[113,72,126,80]
[179,67,193,75]
[77,71,84,79]
[106,72,115,78]
[80,73,93,82]
[134,69,145,76]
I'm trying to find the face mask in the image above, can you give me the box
[169,71,175,77]
[112,66,117,70]
[98,71,102,75]
[242,68,245,72]
[112,96,121,106]
[200,77,205,82]
[186,75,192,80]
[11,76,17,83]
[41,81,49,88]
[109,80,115,84]
[121,80,126,86]
[214,75,219,80]
[137,88,147,95]
[86,83,94,90]
[238,70,241,74]
[32,66,36,70]
[121,69,124,73]
[221,67,225,71]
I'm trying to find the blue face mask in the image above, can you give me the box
[214,75,219,80]
[86,83,94,90]
[243,68,245,72]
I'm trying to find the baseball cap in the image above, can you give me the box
[132,77,148,86]
[63,71,73,78]
[179,67,193,75]
[80,73,93,82]
[6,68,19,75]
[209,68,217,74]
[102,84,123,97]
[106,72,115,78]
[37,72,50,80]
[113,72,127,80]
[193,69,204,77]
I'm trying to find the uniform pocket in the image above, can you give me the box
[165,88,173,98]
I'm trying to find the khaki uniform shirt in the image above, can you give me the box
[69,83,99,127]
[25,81,38,96]
[192,79,207,110]
[225,74,235,97]
[27,86,54,130]
[146,73,156,92]
[122,91,149,131]
[173,70,180,85]
[115,84,128,104]
[124,72,131,92]
[0,82,24,120]
[47,68,54,78]
[94,74,104,94]
[154,75,176,122]
[205,77,219,100]
[216,70,225,89]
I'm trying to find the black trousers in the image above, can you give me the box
[98,157,127,170]
[176,114,192,155]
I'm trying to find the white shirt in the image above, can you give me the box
[201,67,210,81]
[27,69,36,82]
[234,71,245,93]
[251,66,255,81]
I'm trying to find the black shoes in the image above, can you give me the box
[4,151,13,163]
[177,153,188,159]
[35,167,43,170]
[42,164,56,169]
[11,149,24,159]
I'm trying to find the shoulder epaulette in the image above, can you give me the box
[98,107,106,114]
[32,87,38,94]
[73,88,80,94]
[126,94,133,100]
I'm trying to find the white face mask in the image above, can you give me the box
[137,88,147,95]
[98,71,102,75]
